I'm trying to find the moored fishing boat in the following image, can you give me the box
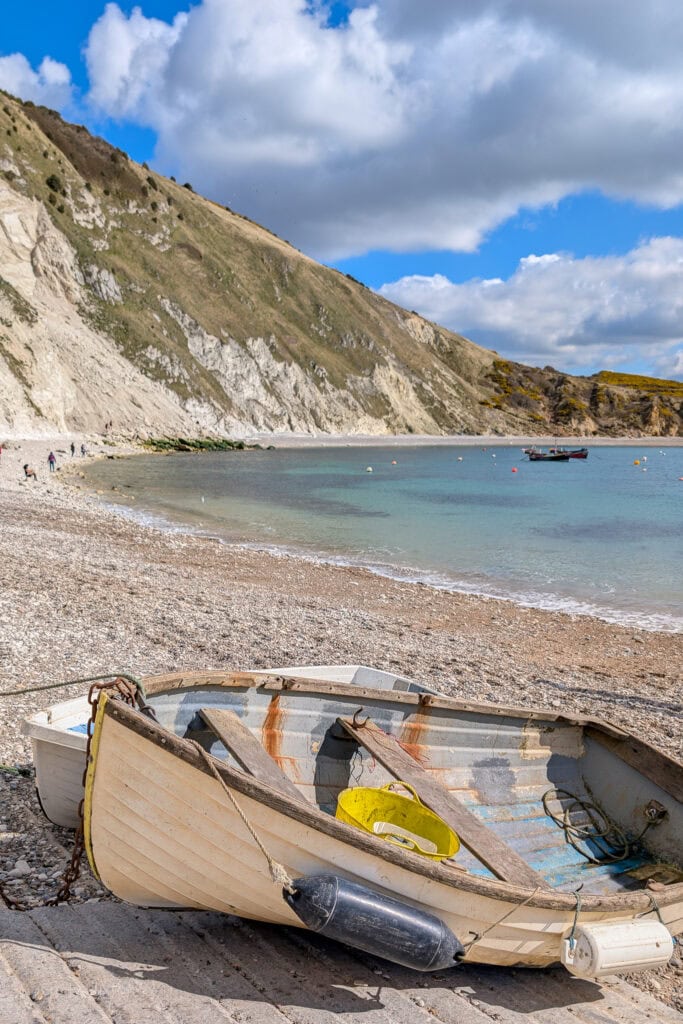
[82,672,682,973]
[23,665,435,829]
[528,451,571,461]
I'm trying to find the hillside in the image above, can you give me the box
[0,93,680,438]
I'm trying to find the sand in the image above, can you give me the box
[0,434,681,1006]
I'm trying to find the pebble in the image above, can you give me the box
[9,858,31,877]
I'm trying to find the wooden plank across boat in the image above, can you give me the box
[82,671,683,972]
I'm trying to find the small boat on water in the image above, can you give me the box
[528,451,570,461]
[23,665,435,829]
[80,670,682,974]
[524,446,589,460]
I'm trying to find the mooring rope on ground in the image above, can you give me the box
[0,672,146,699]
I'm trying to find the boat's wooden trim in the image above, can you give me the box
[338,715,545,889]
[142,670,631,738]
[101,697,683,914]
[586,727,683,804]
[198,708,304,802]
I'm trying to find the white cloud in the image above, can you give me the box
[0,54,73,109]
[74,1,683,259]
[86,3,187,117]
[379,237,683,377]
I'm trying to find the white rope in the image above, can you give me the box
[191,741,296,894]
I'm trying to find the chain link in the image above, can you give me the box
[2,676,151,912]
[48,678,145,906]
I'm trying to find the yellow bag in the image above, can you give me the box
[336,781,460,861]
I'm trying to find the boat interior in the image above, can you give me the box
[143,673,683,898]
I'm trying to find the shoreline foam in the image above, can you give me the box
[76,440,683,635]
[85,491,683,633]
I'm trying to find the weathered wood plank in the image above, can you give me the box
[337,716,545,889]
[199,707,303,801]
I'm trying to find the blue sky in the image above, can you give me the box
[2,1,683,380]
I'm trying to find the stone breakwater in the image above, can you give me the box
[0,436,681,1008]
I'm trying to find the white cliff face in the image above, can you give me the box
[0,182,462,438]
[161,299,389,434]
[0,184,202,436]
[83,265,122,304]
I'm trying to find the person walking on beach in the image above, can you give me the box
[80,443,87,457]
[48,451,56,473]
[23,464,38,481]
[70,441,75,457]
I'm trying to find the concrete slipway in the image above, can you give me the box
[1,903,680,1024]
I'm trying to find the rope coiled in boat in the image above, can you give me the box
[542,788,654,864]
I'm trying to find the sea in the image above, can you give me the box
[83,444,683,633]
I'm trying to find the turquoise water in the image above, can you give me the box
[84,445,683,631]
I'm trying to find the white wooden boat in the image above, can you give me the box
[82,671,682,973]
[23,666,433,828]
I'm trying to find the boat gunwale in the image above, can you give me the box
[98,695,683,914]
[142,671,683,805]
[143,670,629,735]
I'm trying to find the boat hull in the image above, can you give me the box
[84,695,683,970]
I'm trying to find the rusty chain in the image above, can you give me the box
[1,676,154,912]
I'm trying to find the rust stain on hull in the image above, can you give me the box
[398,708,432,767]
[262,694,284,767]
[261,694,301,782]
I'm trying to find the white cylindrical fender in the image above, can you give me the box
[561,920,673,978]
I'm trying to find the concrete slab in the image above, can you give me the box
[0,950,49,1024]
[0,904,680,1024]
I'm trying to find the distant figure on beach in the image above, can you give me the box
[23,464,38,481]
[70,442,75,457]
[80,443,87,457]
[48,451,56,472]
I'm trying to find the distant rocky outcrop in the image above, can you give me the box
[0,93,680,437]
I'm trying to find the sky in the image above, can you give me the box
[2,2,683,380]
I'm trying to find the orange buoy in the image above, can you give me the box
[633,460,640,465]
[511,467,518,473]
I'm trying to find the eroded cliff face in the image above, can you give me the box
[0,94,680,438]
[0,184,196,435]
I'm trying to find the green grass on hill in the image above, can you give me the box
[594,371,683,397]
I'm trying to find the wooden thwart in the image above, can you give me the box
[199,707,302,801]
[338,716,545,889]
